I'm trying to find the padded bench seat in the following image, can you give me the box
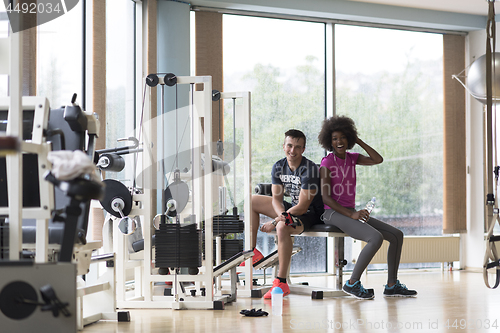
[2,219,65,245]
[22,225,64,244]
[302,223,344,235]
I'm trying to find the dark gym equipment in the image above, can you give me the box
[155,222,201,272]
[99,179,133,219]
[0,95,99,258]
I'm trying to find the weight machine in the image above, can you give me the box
[105,74,254,309]
[0,94,126,330]
[0,30,126,330]
[0,93,79,332]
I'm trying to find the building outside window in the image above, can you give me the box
[335,25,444,235]
[0,2,9,97]
[335,24,444,270]
[224,15,445,274]
[105,0,136,185]
[223,14,327,273]
[37,1,83,109]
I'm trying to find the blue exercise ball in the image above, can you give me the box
[468,52,500,104]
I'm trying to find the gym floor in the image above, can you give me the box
[82,270,500,332]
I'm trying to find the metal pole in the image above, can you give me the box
[191,83,195,218]
[161,85,166,217]
[232,98,236,214]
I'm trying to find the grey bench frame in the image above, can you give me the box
[269,224,349,298]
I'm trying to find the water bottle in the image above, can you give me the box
[359,197,376,222]
[271,287,284,316]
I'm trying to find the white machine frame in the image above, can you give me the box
[0,96,55,263]
[112,81,256,309]
[114,75,217,309]
[215,91,253,298]
[0,31,79,331]
[0,97,116,330]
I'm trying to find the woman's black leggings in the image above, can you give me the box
[321,208,404,284]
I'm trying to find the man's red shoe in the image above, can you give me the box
[239,248,264,267]
[263,278,290,299]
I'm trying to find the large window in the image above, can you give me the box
[0,2,8,97]
[37,1,83,108]
[335,25,444,236]
[223,15,327,273]
[105,0,136,185]
[224,16,445,274]
[336,25,443,270]
[0,2,6,37]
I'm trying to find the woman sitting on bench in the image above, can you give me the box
[318,115,417,300]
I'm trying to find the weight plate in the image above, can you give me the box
[100,179,133,218]
[0,281,38,320]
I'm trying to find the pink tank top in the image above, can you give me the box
[320,152,359,209]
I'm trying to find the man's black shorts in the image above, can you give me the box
[283,201,323,233]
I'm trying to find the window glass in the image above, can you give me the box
[37,1,82,108]
[335,25,444,268]
[223,14,327,273]
[0,1,8,97]
[0,0,6,36]
[105,0,136,185]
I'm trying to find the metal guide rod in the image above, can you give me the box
[175,84,179,170]
[232,98,237,212]
[161,85,166,217]
[191,83,195,218]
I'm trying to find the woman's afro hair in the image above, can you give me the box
[318,115,358,151]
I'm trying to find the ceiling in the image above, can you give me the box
[190,0,488,31]
[348,0,491,16]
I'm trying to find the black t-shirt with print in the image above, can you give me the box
[271,156,324,215]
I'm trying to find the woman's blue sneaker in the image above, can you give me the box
[383,280,417,297]
[342,280,374,300]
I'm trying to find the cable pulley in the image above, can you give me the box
[212,89,221,101]
[163,73,177,86]
[145,73,177,87]
[164,171,189,217]
[146,74,159,87]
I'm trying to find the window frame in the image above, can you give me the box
[219,10,448,274]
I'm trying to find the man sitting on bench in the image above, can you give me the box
[245,129,324,298]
